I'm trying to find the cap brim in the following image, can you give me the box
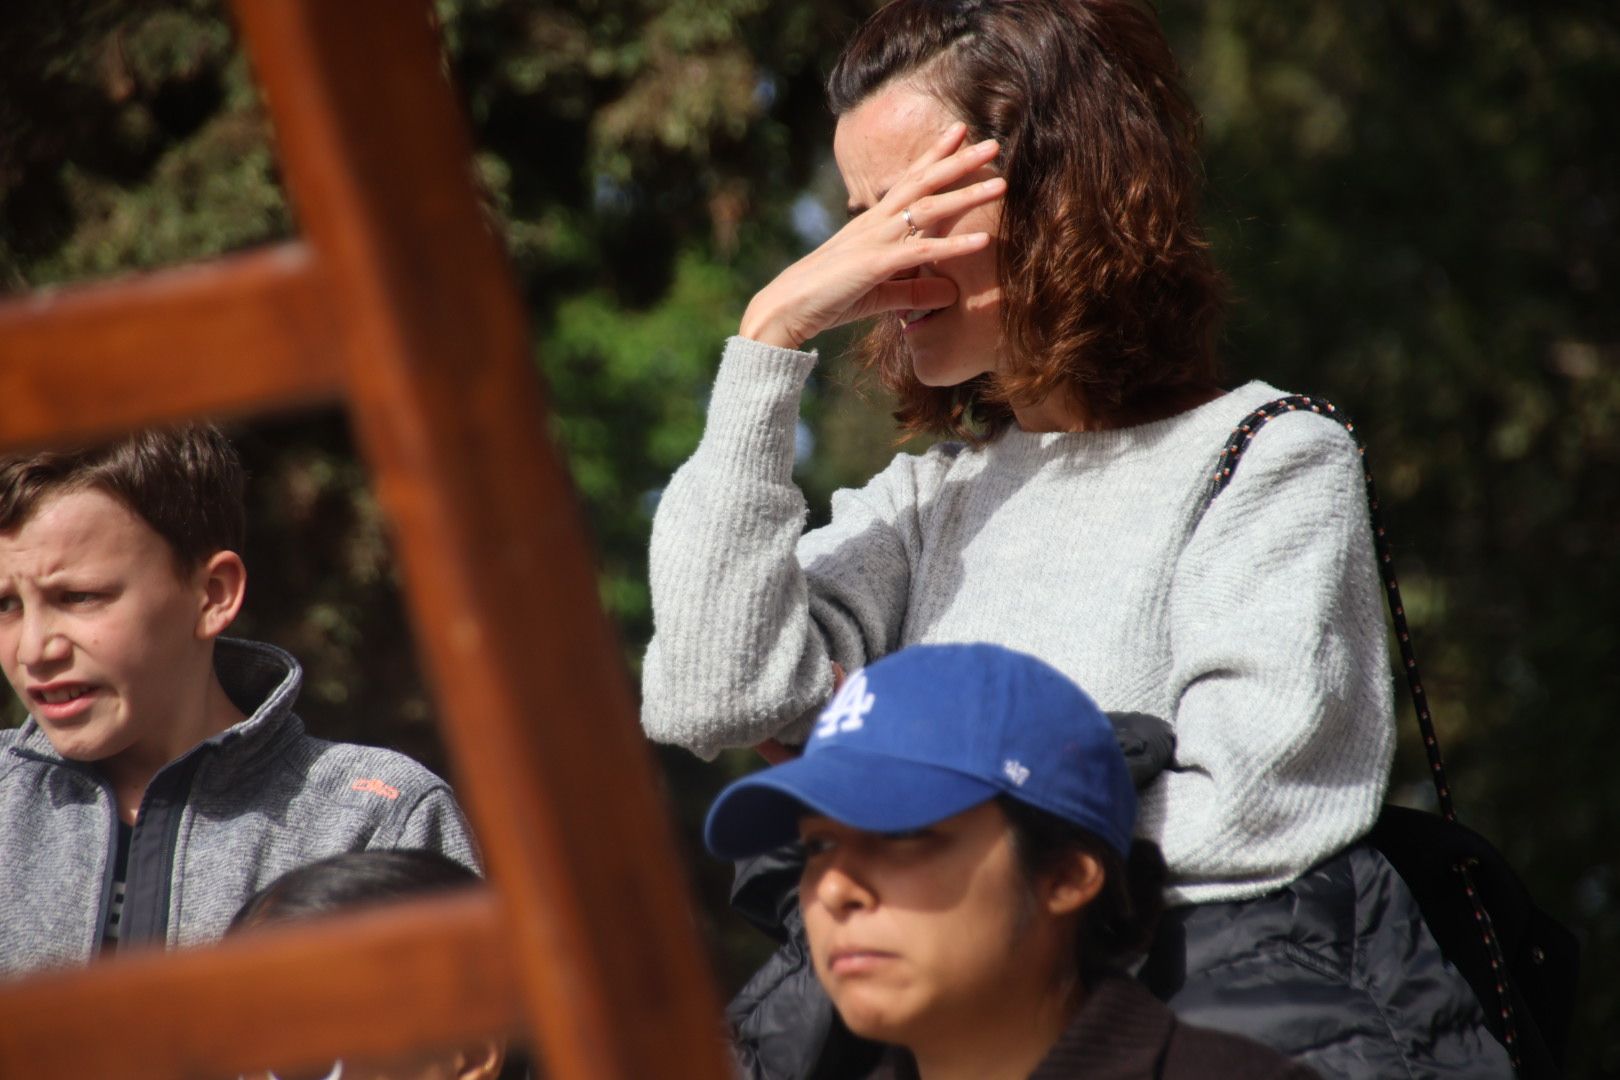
[703,746,1000,860]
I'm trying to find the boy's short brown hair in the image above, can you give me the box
[0,424,245,570]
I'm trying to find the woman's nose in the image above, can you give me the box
[810,857,876,915]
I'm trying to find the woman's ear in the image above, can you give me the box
[454,1040,506,1080]
[194,550,246,640]
[1045,850,1106,917]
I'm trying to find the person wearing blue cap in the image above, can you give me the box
[707,644,1316,1080]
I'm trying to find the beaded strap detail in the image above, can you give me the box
[1208,394,1522,1071]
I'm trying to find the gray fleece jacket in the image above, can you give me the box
[0,637,479,976]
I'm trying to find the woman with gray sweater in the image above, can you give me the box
[642,1,1509,1076]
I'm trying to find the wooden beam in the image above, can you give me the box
[0,243,342,451]
[0,890,520,1080]
[232,3,729,1078]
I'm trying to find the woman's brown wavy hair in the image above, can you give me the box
[827,0,1225,440]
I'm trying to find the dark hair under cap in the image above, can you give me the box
[998,795,1167,984]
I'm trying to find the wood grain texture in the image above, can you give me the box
[0,890,520,1080]
[0,243,341,451]
[233,2,729,1077]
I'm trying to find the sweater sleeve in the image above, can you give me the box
[1150,412,1395,904]
[641,336,925,759]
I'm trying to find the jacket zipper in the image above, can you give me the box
[90,773,120,958]
[120,751,204,947]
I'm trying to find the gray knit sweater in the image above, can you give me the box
[643,337,1394,905]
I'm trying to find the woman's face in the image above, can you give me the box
[834,83,1003,387]
[799,801,1082,1049]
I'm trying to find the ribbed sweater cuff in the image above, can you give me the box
[698,336,817,484]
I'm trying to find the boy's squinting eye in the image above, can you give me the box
[0,594,19,614]
[61,591,97,605]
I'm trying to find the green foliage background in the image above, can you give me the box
[2,1,1616,1073]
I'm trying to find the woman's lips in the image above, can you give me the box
[827,949,898,976]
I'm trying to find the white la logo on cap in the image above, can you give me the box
[815,670,875,739]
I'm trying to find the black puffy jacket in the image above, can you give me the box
[729,843,1513,1079]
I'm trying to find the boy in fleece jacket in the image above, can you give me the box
[0,424,478,975]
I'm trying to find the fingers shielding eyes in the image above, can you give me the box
[881,126,1002,218]
[901,175,1007,238]
[735,125,1003,348]
[905,123,994,190]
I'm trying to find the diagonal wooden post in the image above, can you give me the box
[228,2,728,1075]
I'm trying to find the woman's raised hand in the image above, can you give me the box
[739,124,1006,351]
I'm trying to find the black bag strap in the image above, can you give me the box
[1207,395,1452,816]
[1208,394,1525,1070]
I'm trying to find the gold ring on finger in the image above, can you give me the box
[902,206,920,239]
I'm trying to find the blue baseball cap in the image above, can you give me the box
[703,643,1136,860]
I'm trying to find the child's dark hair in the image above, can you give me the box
[229,849,479,932]
[997,795,1166,983]
[0,423,244,570]
[230,852,522,1078]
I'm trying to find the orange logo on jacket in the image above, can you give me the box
[351,777,400,800]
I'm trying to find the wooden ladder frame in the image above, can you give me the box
[0,3,727,1077]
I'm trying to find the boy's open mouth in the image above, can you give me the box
[32,685,91,706]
